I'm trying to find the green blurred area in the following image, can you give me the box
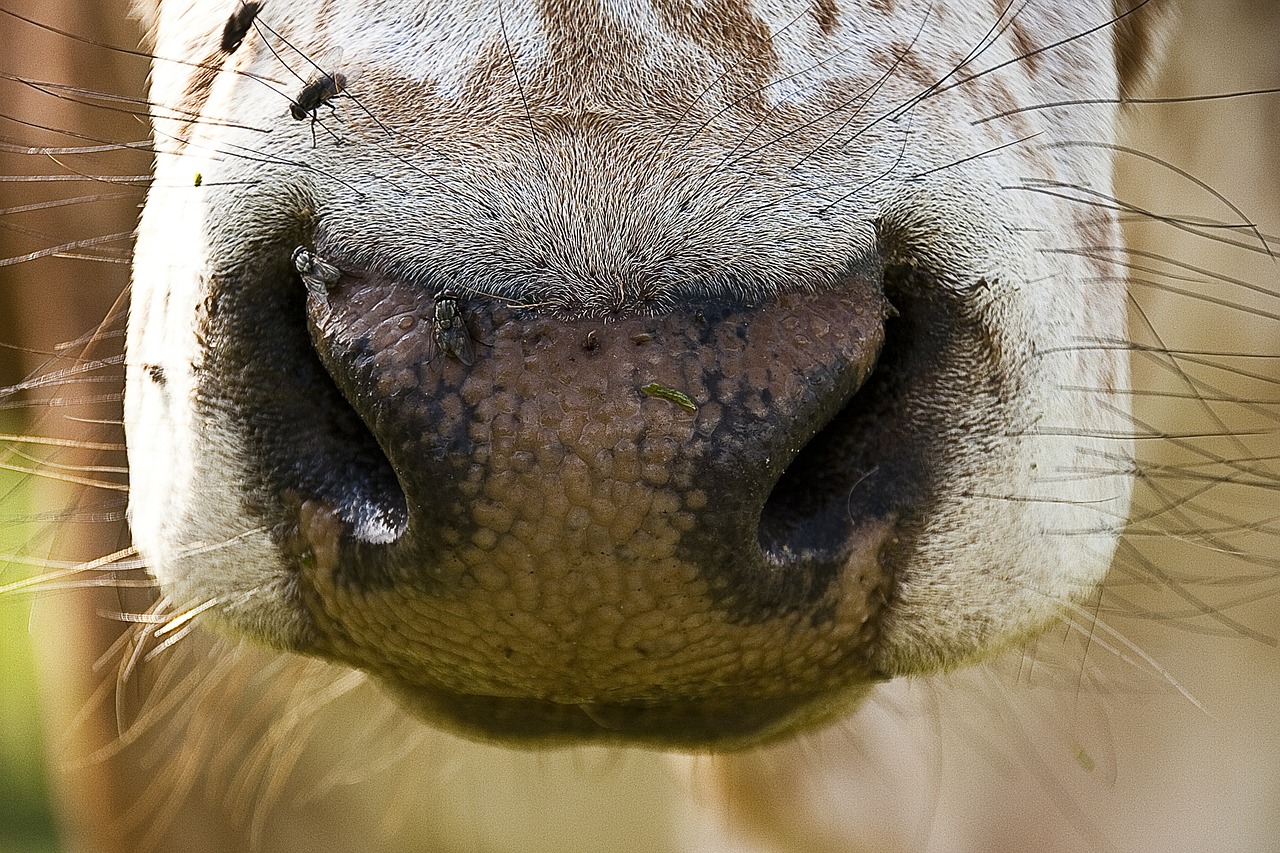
[0,456,62,852]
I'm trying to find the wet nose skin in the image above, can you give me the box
[291,257,896,746]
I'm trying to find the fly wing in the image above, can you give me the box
[445,321,475,367]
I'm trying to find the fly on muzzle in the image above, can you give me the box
[287,247,897,746]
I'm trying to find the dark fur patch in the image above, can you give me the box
[1112,0,1176,97]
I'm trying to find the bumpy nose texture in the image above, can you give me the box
[292,258,894,738]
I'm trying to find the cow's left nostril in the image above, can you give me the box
[757,323,896,579]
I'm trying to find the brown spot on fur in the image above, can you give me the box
[174,48,223,147]
[1007,15,1041,75]
[173,9,262,149]
[873,42,935,90]
[1112,0,1175,97]
[813,0,839,35]
[981,72,1032,138]
[536,0,644,86]
[650,0,778,110]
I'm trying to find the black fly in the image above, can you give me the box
[220,2,262,54]
[289,64,348,146]
[432,292,475,366]
[290,70,346,120]
[292,246,341,295]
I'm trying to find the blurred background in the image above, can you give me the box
[1,2,146,850]
[1,1,1278,851]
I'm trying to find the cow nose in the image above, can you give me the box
[287,251,898,743]
[301,258,888,608]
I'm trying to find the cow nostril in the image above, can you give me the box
[757,350,884,569]
[249,252,410,547]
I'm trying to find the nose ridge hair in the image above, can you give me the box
[530,0,781,102]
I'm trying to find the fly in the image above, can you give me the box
[288,48,351,145]
[289,69,346,122]
[292,246,341,295]
[220,1,262,54]
[432,292,475,366]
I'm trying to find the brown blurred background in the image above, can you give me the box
[1,3,145,851]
